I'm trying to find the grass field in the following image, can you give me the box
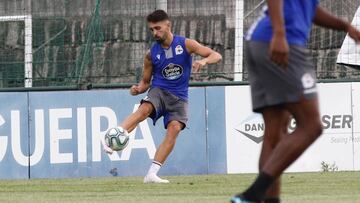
[0,172,359,203]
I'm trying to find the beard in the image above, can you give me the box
[155,33,166,43]
[155,37,165,43]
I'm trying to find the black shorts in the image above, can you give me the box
[246,41,318,112]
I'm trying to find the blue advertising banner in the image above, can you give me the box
[206,86,227,174]
[28,88,208,178]
[0,93,29,179]
[0,87,228,179]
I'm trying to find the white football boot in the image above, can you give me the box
[143,173,170,183]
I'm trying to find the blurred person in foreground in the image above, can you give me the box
[232,0,360,203]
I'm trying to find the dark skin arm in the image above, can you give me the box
[313,6,360,43]
[267,1,360,67]
[267,0,289,68]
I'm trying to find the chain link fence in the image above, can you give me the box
[0,0,359,88]
[244,0,360,80]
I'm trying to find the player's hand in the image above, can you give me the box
[192,60,207,73]
[269,32,289,68]
[347,25,360,44]
[130,85,140,95]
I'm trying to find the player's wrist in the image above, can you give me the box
[344,22,351,32]
[273,29,286,37]
[138,86,149,94]
[201,58,208,65]
[335,18,351,32]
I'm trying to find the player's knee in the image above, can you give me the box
[165,122,182,142]
[137,110,149,120]
[312,120,323,138]
[168,125,181,135]
[263,134,279,148]
[138,103,153,118]
[263,128,283,148]
[302,119,323,141]
[167,121,183,133]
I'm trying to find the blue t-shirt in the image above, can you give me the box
[246,0,319,46]
[150,35,192,101]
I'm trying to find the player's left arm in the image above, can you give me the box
[314,6,360,43]
[185,39,222,72]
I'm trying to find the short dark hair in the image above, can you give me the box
[146,10,169,23]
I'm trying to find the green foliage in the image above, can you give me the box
[321,161,339,172]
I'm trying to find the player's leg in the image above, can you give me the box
[239,97,322,202]
[154,120,183,163]
[232,106,289,203]
[120,88,164,134]
[260,106,290,203]
[120,102,154,133]
[116,87,164,135]
[144,88,188,183]
[103,88,162,154]
[102,102,154,154]
[144,120,184,183]
[262,97,322,176]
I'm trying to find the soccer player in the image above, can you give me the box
[104,10,222,183]
[231,1,360,203]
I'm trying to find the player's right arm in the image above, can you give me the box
[130,50,153,96]
[267,0,289,68]
[313,6,360,44]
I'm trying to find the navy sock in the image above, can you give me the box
[242,172,275,202]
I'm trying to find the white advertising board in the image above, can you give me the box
[225,83,358,173]
[352,82,360,170]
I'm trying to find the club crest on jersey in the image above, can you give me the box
[156,54,161,60]
[162,63,183,80]
[175,45,183,55]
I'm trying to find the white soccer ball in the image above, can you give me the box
[104,127,129,151]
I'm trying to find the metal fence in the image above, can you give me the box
[0,0,359,89]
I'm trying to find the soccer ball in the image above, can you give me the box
[104,127,129,151]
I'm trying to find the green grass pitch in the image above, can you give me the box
[0,172,359,203]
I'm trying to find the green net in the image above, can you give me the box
[73,0,104,85]
[244,0,360,80]
[0,0,233,88]
[0,20,25,88]
[32,0,105,87]
[0,0,359,88]
[30,0,158,88]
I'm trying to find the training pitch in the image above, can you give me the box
[0,172,359,203]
